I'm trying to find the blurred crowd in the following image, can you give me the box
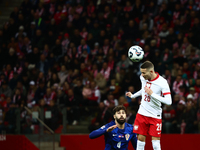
[0,0,200,134]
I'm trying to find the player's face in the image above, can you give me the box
[114,110,126,125]
[141,68,151,80]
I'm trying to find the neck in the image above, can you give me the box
[115,120,125,129]
[151,72,157,80]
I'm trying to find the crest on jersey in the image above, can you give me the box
[134,125,138,130]
[125,134,130,141]
[145,82,152,88]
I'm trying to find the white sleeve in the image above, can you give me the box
[151,93,172,105]
[151,79,172,105]
[131,89,142,98]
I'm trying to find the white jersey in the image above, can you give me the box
[133,74,171,119]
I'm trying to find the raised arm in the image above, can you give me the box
[126,89,142,99]
[89,124,117,139]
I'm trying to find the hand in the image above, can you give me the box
[126,92,132,98]
[144,87,153,95]
[106,125,118,132]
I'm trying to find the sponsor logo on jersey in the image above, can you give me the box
[113,134,117,136]
[134,125,138,130]
[125,134,130,141]
[158,132,161,135]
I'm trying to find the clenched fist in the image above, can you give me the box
[126,92,132,98]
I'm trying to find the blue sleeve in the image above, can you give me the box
[89,126,107,139]
[130,133,137,150]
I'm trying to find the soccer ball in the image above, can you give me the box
[128,45,144,62]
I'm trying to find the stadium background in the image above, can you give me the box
[0,0,200,149]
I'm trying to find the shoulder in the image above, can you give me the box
[157,75,168,84]
[125,123,134,131]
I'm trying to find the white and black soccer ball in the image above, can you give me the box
[128,45,144,62]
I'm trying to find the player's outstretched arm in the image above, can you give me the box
[126,89,142,99]
[106,125,117,132]
[89,125,117,139]
[130,133,137,150]
[89,126,107,139]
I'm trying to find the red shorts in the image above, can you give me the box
[133,113,162,137]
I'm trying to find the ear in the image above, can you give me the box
[113,115,115,119]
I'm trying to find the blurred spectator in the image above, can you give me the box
[56,89,67,108]
[0,103,16,134]
[125,86,138,107]
[12,88,24,106]
[172,75,184,95]
[0,81,12,98]
[66,89,80,125]
[100,62,111,81]
[94,73,107,99]
[87,80,101,105]
[45,100,60,131]
[172,94,181,108]
[182,102,196,133]
[47,73,60,88]
[43,87,56,105]
[27,46,40,65]
[118,96,129,109]
[0,94,7,108]
[107,79,121,99]
[193,63,200,79]
[103,93,118,107]
[52,39,63,60]
[32,29,45,50]
[126,106,136,125]
[162,105,176,133]
[189,87,198,102]
[36,54,49,76]
[88,102,107,132]
[27,81,36,108]
[115,54,130,73]
[15,26,27,39]
[34,80,46,104]
[194,78,200,93]
[9,72,19,90]
[197,102,200,133]
[103,100,115,123]
[57,65,68,86]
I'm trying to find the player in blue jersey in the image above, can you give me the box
[89,105,137,150]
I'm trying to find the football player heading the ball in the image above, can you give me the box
[89,105,137,150]
[126,61,172,150]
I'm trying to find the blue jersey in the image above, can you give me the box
[89,120,137,150]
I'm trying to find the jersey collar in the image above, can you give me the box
[148,72,159,81]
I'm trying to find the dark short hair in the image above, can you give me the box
[140,61,154,70]
[113,105,127,115]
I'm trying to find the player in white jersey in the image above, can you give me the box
[126,61,172,150]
